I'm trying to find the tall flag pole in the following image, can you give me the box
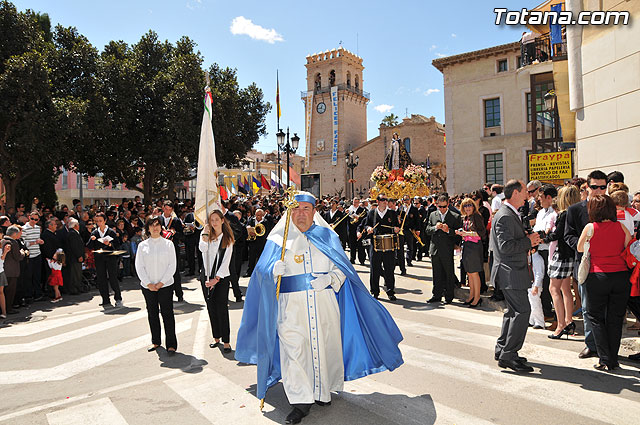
[194,72,220,226]
[276,70,282,193]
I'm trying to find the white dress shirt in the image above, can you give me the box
[491,193,505,212]
[533,206,557,250]
[135,237,176,288]
[199,235,233,279]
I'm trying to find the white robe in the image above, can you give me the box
[276,233,346,404]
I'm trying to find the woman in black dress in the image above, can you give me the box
[456,198,487,307]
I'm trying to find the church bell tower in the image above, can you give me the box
[302,47,369,197]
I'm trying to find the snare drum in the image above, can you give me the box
[373,234,398,252]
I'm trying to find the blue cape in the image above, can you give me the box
[235,223,404,400]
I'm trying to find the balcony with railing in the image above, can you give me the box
[300,83,370,100]
[519,33,567,68]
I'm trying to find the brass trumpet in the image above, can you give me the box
[350,210,367,224]
[330,213,350,230]
[247,223,266,241]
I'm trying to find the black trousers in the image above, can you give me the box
[247,241,265,276]
[201,277,231,343]
[537,249,553,317]
[495,288,531,361]
[405,232,416,264]
[584,271,630,367]
[24,255,43,298]
[431,251,455,301]
[94,254,121,304]
[348,231,366,264]
[184,234,199,274]
[369,247,395,296]
[228,251,242,299]
[234,242,246,280]
[66,261,83,294]
[142,285,177,349]
[396,235,406,273]
[172,244,183,299]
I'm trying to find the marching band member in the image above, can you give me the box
[160,201,184,302]
[358,194,400,300]
[347,198,367,265]
[245,208,271,277]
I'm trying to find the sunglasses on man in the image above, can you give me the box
[589,184,607,190]
[437,205,448,210]
[527,188,538,194]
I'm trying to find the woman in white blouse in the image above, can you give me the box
[135,217,178,355]
[199,210,235,353]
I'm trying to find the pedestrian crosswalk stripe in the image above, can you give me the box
[0,310,148,354]
[414,305,505,328]
[164,368,280,423]
[0,371,181,423]
[0,319,192,384]
[394,317,592,370]
[342,377,494,425]
[0,311,103,337]
[400,344,638,424]
[46,397,128,425]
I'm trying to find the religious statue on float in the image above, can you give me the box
[384,132,413,172]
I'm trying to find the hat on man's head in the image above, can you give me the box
[294,191,316,206]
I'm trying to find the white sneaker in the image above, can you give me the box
[114,300,123,308]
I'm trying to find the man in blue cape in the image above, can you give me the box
[235,191,403,424]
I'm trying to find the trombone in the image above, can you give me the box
[411,229,425,247]
[330,213,350,230]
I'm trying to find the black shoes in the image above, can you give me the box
[578,347,598,359]
[407,262,413,267]
[495,353,527,362]
[147,345,159,352]
[498,359,534,372]
[469,298,483,308]
[443,299,453,305]
[388,294,397,301]
[548,322,575,339]
[235,296,243,303]
[350,259,355,264]
[209,342,220,348]
[315,400,331,406]
[223,345,232,353]
[177,297,184,303]
[427,297,441,304]
[285,407,308,424]
[372,294,379,300]
[400,270,407,276]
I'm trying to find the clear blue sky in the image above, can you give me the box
[13,0,533,155]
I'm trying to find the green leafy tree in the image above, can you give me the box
[381,113,399,127]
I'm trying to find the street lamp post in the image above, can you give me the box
[277,127,299,189]
[345,150,359,199]
[426,154,432,190]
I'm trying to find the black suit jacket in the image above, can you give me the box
[160,214,183,243]
[399,205,420,232]
[564,200,588,259]
[67,229,85,262]
[324,209,347,237]
[347,206,367,234]
[358,208,400,237]
[41,229,61,260]
[425,209,462,257]
[87,227,120,254]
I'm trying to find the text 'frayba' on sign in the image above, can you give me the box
[529,151,572,181]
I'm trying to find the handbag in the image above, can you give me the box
[577,225,594,285]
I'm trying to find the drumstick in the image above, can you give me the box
[357,222,379,240]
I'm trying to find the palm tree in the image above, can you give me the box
[381,113,399,127]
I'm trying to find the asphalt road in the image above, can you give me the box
[1,257,639,425]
